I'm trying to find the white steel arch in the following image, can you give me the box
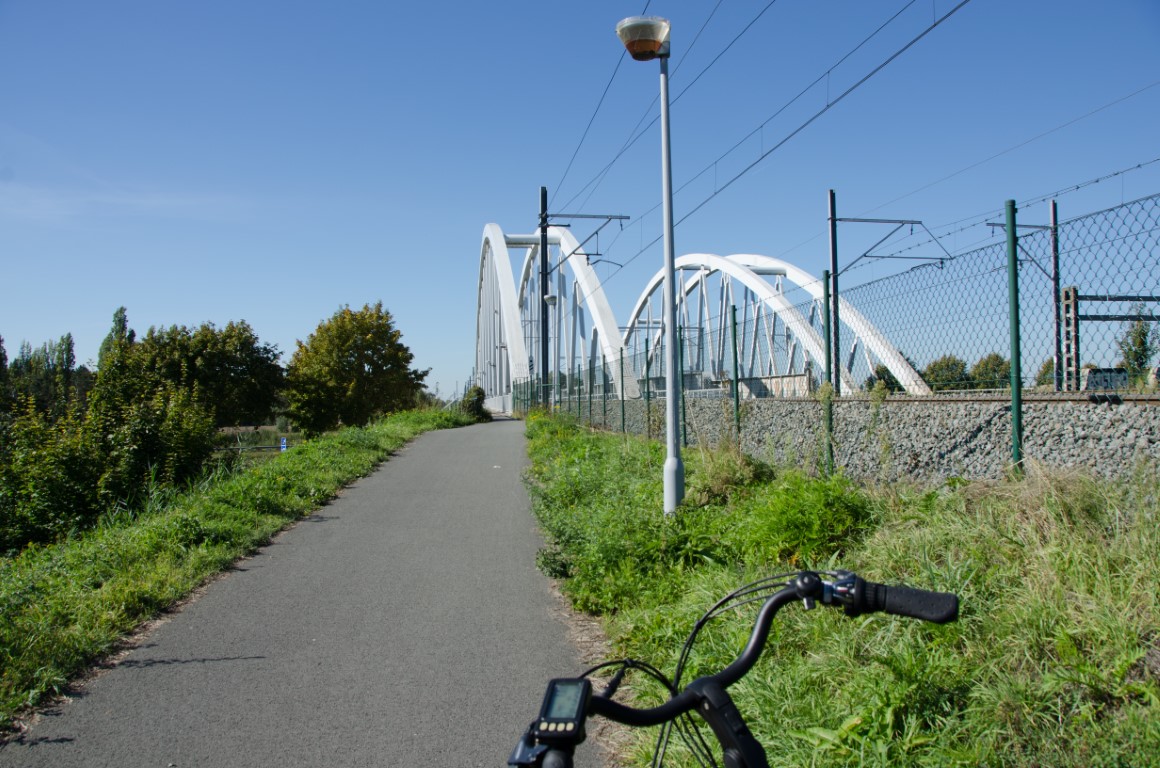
[477,224,929,410]
[475,223,639,412]
[623,253,930,396]
[475,224,530,411]
[514,226,639,401]
[730,254,930,395]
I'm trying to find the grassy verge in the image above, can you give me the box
[0,408,475,730]
[524,412,1160,767]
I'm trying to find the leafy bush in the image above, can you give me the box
[0,405,101,552]
[456,385,492,422]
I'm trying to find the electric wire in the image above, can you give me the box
[864,78,1160,216]
[595,0,970,289]
[569,0,915,218]
[849,155,1160,269]
[550,0,652,209]
[569,0,927,311]
[570,0,728,216]
[550,51,627,211]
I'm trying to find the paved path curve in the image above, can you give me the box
[0,418,604,767]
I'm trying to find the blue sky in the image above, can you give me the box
[1,0,1157,399]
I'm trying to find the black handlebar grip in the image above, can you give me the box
[864,581,958,624]
[541,749,574,768]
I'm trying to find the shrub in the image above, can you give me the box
[0,404,101,552]
[457,385,492,422]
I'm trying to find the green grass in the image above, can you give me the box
[524,412,1160,767]
[0,408,475,730]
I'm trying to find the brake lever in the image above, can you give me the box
[508,725,549,766]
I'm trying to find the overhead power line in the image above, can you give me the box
[559,0,779,215]
[550,0,652,208]
[865,78,1160,216]
[855,155,1160,267]
[603,0,972,280]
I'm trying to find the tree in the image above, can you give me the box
[99,306,135,370]
[970,353,1011,390]
[135,320,284,426]
[85,329,216,508]
[0,335,8,412]
[7,334,79,416]
[1035,358,1056,388]
[285,302,428,435]
[922,355,971,392]
[189,321,284,426]
[863,363,902,393]
[1116,306,1158,385]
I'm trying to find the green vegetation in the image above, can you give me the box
[1116,306,1159,389]
[456,385,493,423]
[921,355,970,392]
[969,352,1010,390]
[285,302,429,436]
[2,302,432,553]
[0,408,475,730]
[525,412,1159,767]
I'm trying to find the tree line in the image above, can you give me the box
[0,302,429,554]
[865,316,1157,393]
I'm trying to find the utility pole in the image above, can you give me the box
[539,187,550,407]
[828,190,840,395]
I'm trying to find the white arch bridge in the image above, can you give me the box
[474,223,930,413]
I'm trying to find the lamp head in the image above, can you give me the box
[615,16,670,61]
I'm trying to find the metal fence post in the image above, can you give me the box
[645,338,652,441]
[588,359,594,425]
[619,352,626,434]
[601,355,607,427]
[1006,199,1024,474]
[828,190,841,397]
[678,324,687,447]
[822,270,835,475]
[730,304,741,439]
[1050,200,1063,392]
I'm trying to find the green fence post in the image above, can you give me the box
[619,352,626,434]
[588,360,593,425]
[829,189,841,397]
[822,271,834,475]
[645,339,652,441]
[1006,199,1024,475]
[601,355,607,427]
[678,324,687,447]
[730,305,741,440]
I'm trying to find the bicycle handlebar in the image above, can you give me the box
[510,570,958,767]
[831,571,959,624]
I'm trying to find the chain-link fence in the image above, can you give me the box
[509,193,1160,479]
[517,193,1159,404]
[840,194,1160,396]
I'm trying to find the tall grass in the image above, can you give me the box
[524,413,1160,767]
[0,408,474,730]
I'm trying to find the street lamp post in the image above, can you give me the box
[617,16,684,514]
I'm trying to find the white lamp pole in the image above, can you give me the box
[617,16,684,514]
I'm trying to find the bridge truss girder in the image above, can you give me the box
[623,253,930,396]
[475,224,640,410]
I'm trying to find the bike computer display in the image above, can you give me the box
[532,678,591,742]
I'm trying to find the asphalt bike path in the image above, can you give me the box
[0,417,605,767]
